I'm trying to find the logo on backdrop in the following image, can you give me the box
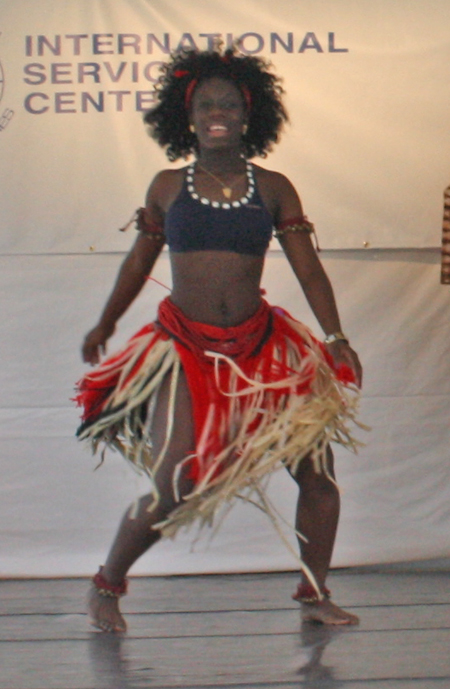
[0,34,16,132]
[21,30,349,116]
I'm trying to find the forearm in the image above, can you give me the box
[303,269,363,386]
[279,233,344,338]
[300,270,343,337]
[274,180,362,385]
[97,250,153,329]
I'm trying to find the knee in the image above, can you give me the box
[302,470,338,499]
[129,492,175,526]
[150,474,195,523]
[293,456,339,502]
[298,475,340,525]
[151,494,178,522]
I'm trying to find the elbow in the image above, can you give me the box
[299,268,326,290]
[121,251,148,284]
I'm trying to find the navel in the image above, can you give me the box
[219,300,229,318]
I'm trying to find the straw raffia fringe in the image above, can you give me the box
[76,313,365,599]
[78,327,363,596]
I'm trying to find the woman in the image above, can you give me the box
[76,48,362,633]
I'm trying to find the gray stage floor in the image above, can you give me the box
[0,567,449,689]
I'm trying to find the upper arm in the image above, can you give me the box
[130,170,176,265]
[144,171,169,225]
[268,172,323,285]
[135,167,184,242]
[144,168,184,221]
[269,171,305,227]
[125,228,164,277]
[125,171,172,274]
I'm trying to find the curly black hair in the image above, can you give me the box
[144,47,288,161]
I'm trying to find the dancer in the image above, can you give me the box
[76,47,362,632]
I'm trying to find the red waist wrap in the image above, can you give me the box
[75,296,356,489]
[156,297,350,482]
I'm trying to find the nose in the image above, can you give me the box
[208,102,226,117]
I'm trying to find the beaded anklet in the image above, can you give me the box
[92,566,128,598]
[292,582,331,604]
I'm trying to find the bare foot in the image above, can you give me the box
[301,598,359,626]
[88,587,127,633]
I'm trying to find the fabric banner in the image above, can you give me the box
[1,249,449,577]
[1,0,450,577]
[1,0,449,253]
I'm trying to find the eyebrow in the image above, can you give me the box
[196,94,241,105]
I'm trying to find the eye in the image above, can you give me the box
[193,96,241,114]
[196,99,212,112]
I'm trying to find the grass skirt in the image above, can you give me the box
[75,297,361,543]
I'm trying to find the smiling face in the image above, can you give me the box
[189,77,247,152]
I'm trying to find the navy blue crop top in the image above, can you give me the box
[164,163,274,256]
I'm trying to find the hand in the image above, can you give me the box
[326,340,363,389]
[81,323,116,365]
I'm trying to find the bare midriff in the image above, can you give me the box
[169,250,265,327]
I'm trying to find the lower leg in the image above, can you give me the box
[293,449,359,625]
[88,494,164,633]
[89,369,195,633]
[295,454,339,590]
[102,494,162,585]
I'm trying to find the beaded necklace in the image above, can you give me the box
[186,161,255,210]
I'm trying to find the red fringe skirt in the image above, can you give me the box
[75,297,360,538]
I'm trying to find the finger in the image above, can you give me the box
[352,355,363,388]
[82,345,99,365]
[357,364,363,388]
[353,367,362,389]
[82,345,94,364]
[350,356,363,389]
[340,348,362,389]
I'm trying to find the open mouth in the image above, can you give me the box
[207,124,229,137]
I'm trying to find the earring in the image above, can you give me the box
[189,124,195,133]
[242,124,248,135]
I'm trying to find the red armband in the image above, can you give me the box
[276,215,306,231]
[119,208,165,242]
[274,215,319,250]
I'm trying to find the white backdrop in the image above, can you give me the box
[1,249,449,577]
[1,0,449,251]
[0,0,449,577]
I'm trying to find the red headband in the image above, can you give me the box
[240,85,252,112]
[184,78,198,109]
[181,76,252,112]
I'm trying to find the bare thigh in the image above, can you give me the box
[149,367,196,516]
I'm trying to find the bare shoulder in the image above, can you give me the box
[252,163,303,222]
[252,163,287,184]
[145,166,187,215]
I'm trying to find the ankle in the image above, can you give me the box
[292,581,331,603]
[92,566,128,598]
